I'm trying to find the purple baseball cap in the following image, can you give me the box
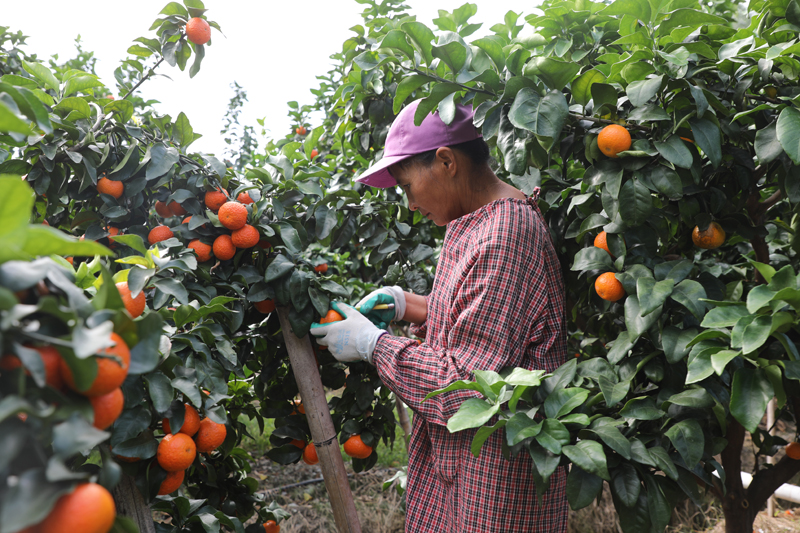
[355,99,482,188]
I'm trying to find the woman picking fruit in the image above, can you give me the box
[311,100,567,532]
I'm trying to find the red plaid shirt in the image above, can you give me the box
[373,197,569,533]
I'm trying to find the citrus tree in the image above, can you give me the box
[316,0,800,532]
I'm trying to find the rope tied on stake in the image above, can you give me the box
[315,435,338,447]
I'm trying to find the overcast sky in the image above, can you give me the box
[4,1,535,157]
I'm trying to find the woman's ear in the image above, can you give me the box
[435,147,457,177]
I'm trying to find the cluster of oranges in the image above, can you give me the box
[148,187,268,264]
[153,402,227,495]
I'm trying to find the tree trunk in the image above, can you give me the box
[395,396,412,449]
[276,307,362,533]
[112,473,156,533]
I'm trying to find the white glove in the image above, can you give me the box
[355,286,406,328]
[310,302,386,364]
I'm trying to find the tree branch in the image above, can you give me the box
[569,113,653,131]
[122,57,165,101]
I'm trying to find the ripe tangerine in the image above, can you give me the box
[38,483,116,533]
[254,299,276,314]
[263,520,280,533]
[343,434,373,459]
[158,469,185,495]
[218,202,248,230]
[116,281,146,318]
[213,234,236,260]
[237,191,254,204]
[97,177,124,199]
[168,201,187,216]
[597,124,631,158]
[314,263,328,274]
[185,17,211,45]
[195,418,227,453]
[302,442,319,465]
[205,187,228,211]
[61,333,130,397]
[188,239,213,262]
[593,231,612,257]
[157,433,197,472]
[148,225,174,245]
[0,345,64,390]
[595,272,625,302]
[155,201,172,217]
[90,387,124,430]
[162,404,201,437]
[231,224,259,248]
[692,221,725,249]
[786,442,800,460]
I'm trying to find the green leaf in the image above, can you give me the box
[53,97,91,120]
[401,22,435,66]
[146,144,180,180]
[535,419,570,454]
[611,461,640,507]
[658,9,727,36]
[508,88,569,139]
[22,226,111,260]
[446,398,500,432]
[670,279,707,320]
[0,99,33,135]
[624,295,661,342]
[665,388,715,408]
[505,412,542,446]
[160,2,188,16]
[111,235,146,255]
[472,35,506,71]
[63,75,103,97]
[777,107,800,165]
[432,32,468,73]
[22,60,59,91]
[572,70,607,107]
[626,76,663,107]
[380,30,416,62]
[618,179,653,226]
[470,419,506,457]
[620,397,665,420]
[649,446,678,480]
[701,305,749,328]
[144,372,174,414]
[747,284,776,313]
[754,121,783,164]
[173,112,195,148]
[563,440,610,481]
[731,368,773,433]
[591,425,632,459]
[664,419,704,469]
[741,315,772,355]
[523,57,581,91]
[654,135,693,169]
[688,118,721,168]
[571,247,614,271]
[567,466,603,510]
[636,277,674,316]
[544,387,590,419]
[600,0,651,22]
[264,254,294,282]
[662,326,696,363]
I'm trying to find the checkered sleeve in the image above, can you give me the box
[373,207,550,427]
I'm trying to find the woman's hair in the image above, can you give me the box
[392,137,491,172]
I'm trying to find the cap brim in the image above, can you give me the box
[355,154,411,188]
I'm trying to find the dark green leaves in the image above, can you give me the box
[687,118,721,168]
[618,179,653,226]
[654,135,693,169]
[508,88,569,141]
[730,367,773,433]
[777,107,800,165]
[562,440,610,481]
[664,419,704,469]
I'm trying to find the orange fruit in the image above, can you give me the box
[148,225,174,245]
[786,442,800,460]
[293,399,305,415]
[116,281,146,318]
[218,202,248,230]
[185,17,211,45]
[66,257,74,266]
[692,221,725,249]
[320,310,344,324]
[595,272,625,302]
[343,434,373,459]
[39,483,115,533]
[61,333,130,397]
[302,442,318,465]
[593,231,612,257]
[258,239,272,250]
[162,404,201,437]
[205,187,228,211]
[106,226,119,246]
[231,224,259,248]
[158,469,185,495]
[237,191,254,204]
[296,126,307,135]
[254,299,276,314]
[195,418,227,453]
[213,235,236,260]
[0,345,64,389]
[157,433,197,471]
[597,125,631,158]
[263,520,280,533]
[168,201,187,216]
[182,216,192,225]
[90,387,124,430]
[765,86,778,99]
[188,239,213,262]
[314,263,328,274]
[155,200,173,217]
[97,177,124,199]
[310,149,319,158]
[290,439,306,449]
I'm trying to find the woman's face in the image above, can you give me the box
[390,148,463,226]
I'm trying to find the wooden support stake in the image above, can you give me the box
[111,474,155,533]
[276,307,362,533]
[395,396,412,450]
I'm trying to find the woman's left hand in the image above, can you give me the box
[310,302,386,364]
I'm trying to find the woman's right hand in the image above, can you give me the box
[356,286,406,328]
